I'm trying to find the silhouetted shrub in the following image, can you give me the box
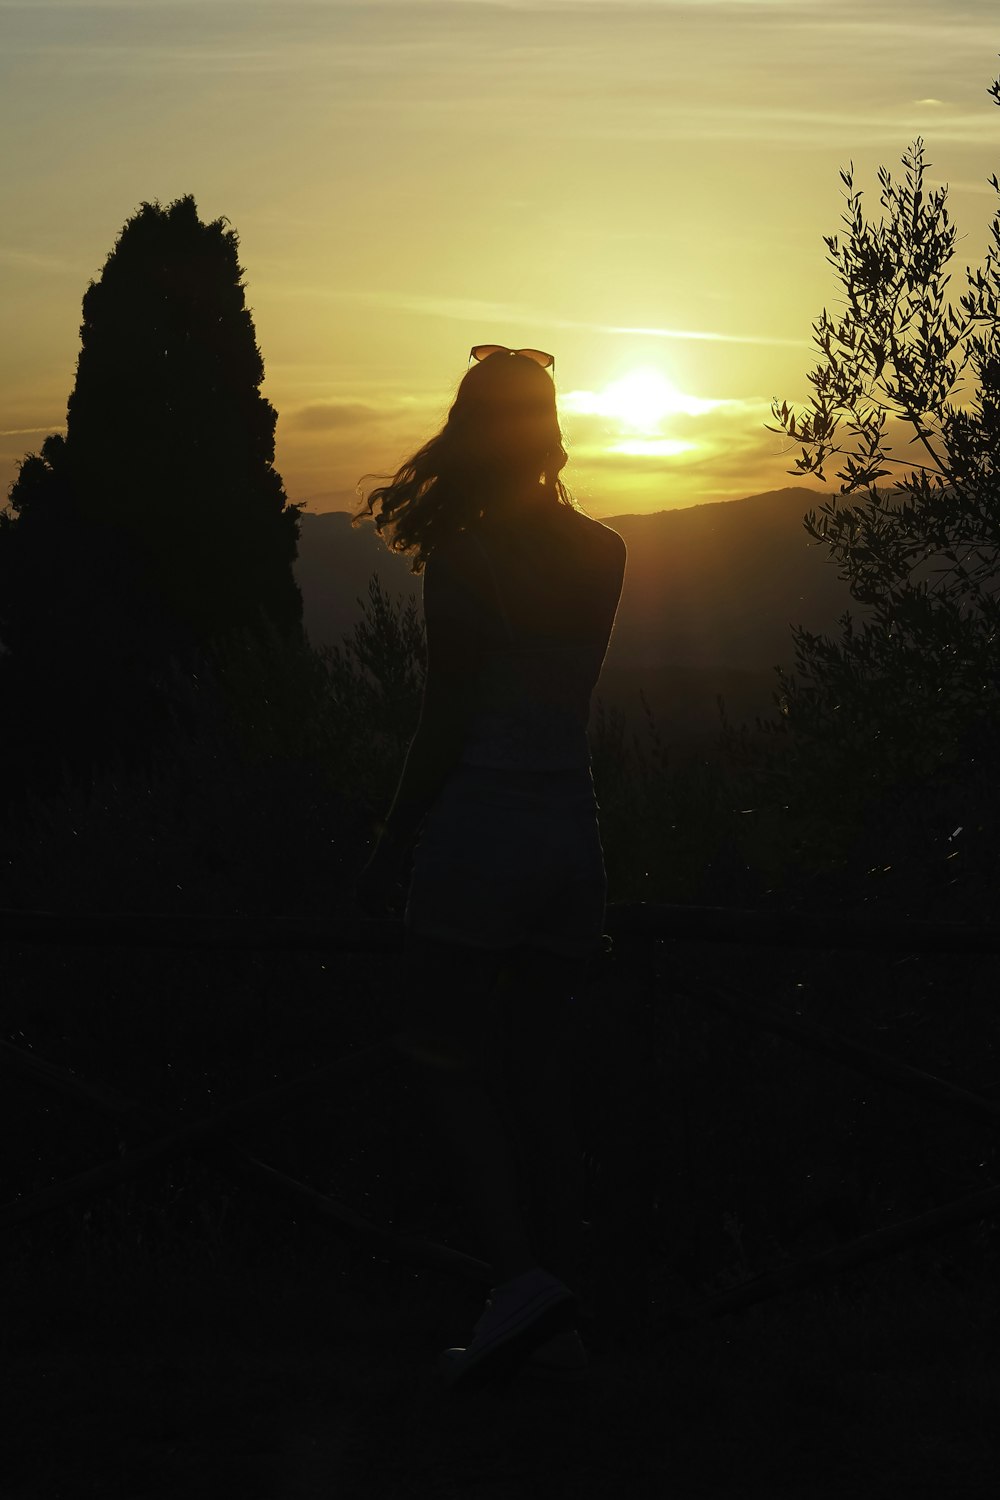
[320,574,426,815]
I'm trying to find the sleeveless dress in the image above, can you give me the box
[403,526,611,959]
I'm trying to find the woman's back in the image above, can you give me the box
[478,502,625,644]
[427,500,626,771]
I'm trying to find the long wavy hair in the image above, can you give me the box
[355,351,576,573]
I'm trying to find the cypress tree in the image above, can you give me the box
[0,196,302,781]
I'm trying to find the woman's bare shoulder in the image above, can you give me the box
[565,508,626,565]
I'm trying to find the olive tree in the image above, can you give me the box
[770,81,1000,799]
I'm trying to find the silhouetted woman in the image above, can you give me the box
[355,345,626,1389]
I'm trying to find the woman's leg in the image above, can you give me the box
[393,934,538,1285]
[494,947,588,1292]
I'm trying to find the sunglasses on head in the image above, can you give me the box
[469,344,555,373]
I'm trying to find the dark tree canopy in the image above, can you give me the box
[0,195,302,781]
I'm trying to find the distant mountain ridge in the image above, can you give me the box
[294,486,856,739]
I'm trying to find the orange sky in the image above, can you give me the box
[2,1,999,517]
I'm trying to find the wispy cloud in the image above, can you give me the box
[283,288,811,350]
[0,246,78,275]
[599,324,809,350]
[566,101,1000,149]
[0,1,829,8]
[284,391,444,434]
[0,425,62,437]
[5,0,994,161]
[288,401,388,433]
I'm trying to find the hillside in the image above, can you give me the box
[294,486,856,739]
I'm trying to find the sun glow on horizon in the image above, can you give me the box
[561,366,726,462]
[611,436,694,458]
[562,367,724,425]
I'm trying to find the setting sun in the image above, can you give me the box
[599,370,721,429]
[562,368,724,433]
[560,367,728,464]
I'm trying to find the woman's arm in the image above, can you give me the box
[380,618,482,839]
[354,547,484,910]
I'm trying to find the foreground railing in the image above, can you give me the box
[3,900,997,1329]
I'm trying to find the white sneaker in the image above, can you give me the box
[438,1268,577,1392]
[440,1325,589,1384]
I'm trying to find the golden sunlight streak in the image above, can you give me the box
[611,437,694,457]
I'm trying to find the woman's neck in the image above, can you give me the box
[483,481,558,524]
